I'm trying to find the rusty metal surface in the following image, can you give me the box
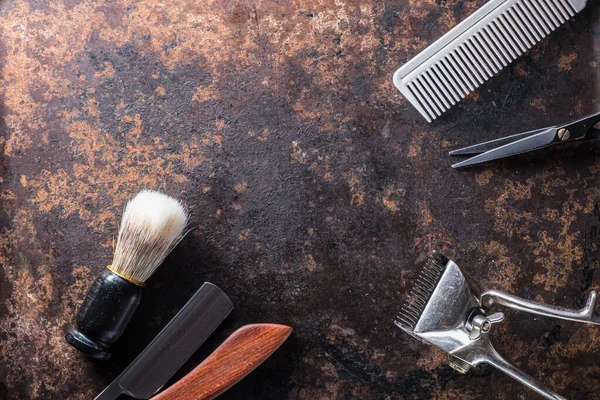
[0,1,599,399]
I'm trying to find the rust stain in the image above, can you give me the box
[530,97,547,111]
[0,0,597,399]
[234,181,248,193]
[475,170,493,186]
[558,52,577,72]
[381,184,406,213]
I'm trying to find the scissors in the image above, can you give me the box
[450,111,600,169]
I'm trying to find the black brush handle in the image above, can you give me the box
[65,268,143,360]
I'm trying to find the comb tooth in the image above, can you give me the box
[440,57,470,96]
[410,80,438,117]
[488,21,517,60]
[509,7,537,44]
[496,16,523,52]
[469,36,498,74]
[537,0,561,27]
[473,33,502,71]
[420,276,438,289]
[401,315,416,325]
[506,8,535,47]
[500,20,524,57]
[546,0,568,25]
[456,46,485,84]
[406,84,435,122]
[413,289,432,303]
[413,78,441,118]
[482,26,511,65]
[430,65,460,103]
[561,0,575,17]
[426,69,455,107]
[414,78,442,116]
[517,8,538,46]
[497,14,528,52]
[432,63,462,101]
[411,287,428,298]
[456,44,482,81]
[562,0,575,17]
[398,318,415,328]
[562,0,577,15]
[463,41,491,80]
[449,51,478,90]
[426,267,443,279]
[420,73,449,111]
[470,39,497,76]
[403,299,417,308]
[407,83,436,121]
[528,0,555,32]
[395,312,412,323]
[524,0,552,34]
[549,0,570,20]
[514,3,543,41]
[419,267,434,279]
[517,3,544,39]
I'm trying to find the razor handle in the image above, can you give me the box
[65,268,142,360]
[151,324,292,400]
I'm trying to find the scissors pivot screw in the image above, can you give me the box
[557,128,570,141]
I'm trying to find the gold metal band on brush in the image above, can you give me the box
[106,265,146,287]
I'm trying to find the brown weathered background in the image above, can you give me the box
[0,0,598,399]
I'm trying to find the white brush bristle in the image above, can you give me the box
[110,190,189,283]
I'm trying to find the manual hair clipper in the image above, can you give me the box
[395,251,600,400]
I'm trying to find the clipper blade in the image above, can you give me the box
[395,252,449,331]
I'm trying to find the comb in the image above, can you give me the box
[395,251,449,331]
[393,0,589,122]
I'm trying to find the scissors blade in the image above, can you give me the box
[449,128,553,156]
[452,128,557,169]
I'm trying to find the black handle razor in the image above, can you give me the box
[65,268,143,360]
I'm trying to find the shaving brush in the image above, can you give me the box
[65,190,189,360]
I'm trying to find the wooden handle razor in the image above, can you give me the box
[151,323,292,400]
